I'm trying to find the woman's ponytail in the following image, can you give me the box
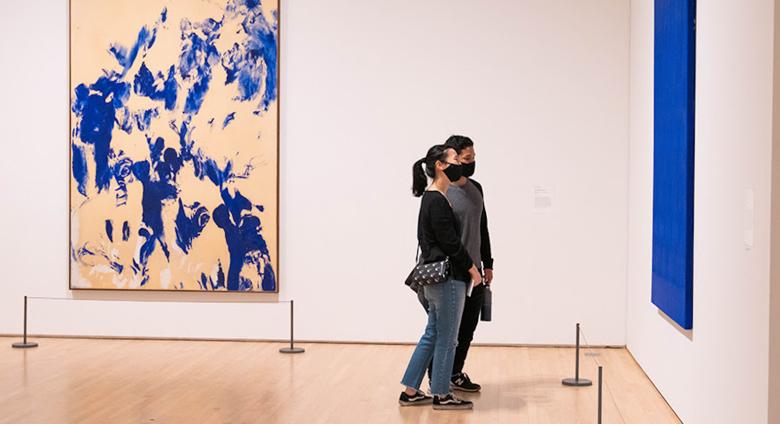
[411,144,450,197]
[412,158,428,197]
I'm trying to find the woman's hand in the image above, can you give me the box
[469,265,483,286]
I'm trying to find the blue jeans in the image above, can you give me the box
[400,279,467,395]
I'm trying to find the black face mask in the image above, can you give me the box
[462,161,476,178]
[443,163,463,182]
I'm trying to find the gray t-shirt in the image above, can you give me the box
[448,180,484,270]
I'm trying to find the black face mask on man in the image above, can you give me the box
[443,163,463,182]
[461,161,476,178]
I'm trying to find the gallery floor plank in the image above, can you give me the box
[0,337,679,424]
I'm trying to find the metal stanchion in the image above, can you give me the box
[562,323,592,386]
[12,296,39,349]
[279,300,304,354]
[597,365,603,424]
[11,296,303,352]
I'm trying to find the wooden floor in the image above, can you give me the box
[0,337,679,424]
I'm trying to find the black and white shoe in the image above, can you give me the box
[433,393,474,410]
[399,390,433,406]
[451,372,481,392]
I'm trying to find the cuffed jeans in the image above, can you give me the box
[400,279,467,395]
[423,283,485,379]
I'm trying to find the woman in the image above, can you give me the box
[399,145,482,410]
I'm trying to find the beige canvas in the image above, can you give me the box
[69,0,279,292]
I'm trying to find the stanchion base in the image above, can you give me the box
[279,347,305,354]
[12,342,38,349]
[562,378,592,387]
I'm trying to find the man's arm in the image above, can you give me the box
[471,180,494,272]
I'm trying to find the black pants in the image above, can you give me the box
[420,284,485,379]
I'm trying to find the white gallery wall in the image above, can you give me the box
[0,0,629,345]
[627,1,774,423]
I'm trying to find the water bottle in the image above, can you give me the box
[481,284,492,322]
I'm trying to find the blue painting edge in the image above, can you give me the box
[651,0,696,330]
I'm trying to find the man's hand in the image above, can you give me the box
[484,269,494,285]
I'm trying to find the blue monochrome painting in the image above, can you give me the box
[652,0,696,328]
[69,0,280,292]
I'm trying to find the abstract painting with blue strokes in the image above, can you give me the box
[69,0,279,292]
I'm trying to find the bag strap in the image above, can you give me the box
[415,244,421,264]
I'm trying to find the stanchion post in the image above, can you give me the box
[279,300,304,354]
[597,366,603,424]
[562,323,591,386]
[12,296,39,349]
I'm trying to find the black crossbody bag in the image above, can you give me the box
[404,246,451,293]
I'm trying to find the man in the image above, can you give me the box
[422,134,495,393]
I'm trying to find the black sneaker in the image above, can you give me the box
[451,372,481,392]
[399,390,433,406]
[433,393,473,410]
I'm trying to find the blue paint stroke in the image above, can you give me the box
[184,68,211,114]
[130,158,180,283]
[222,112,236,129]
[109,26,156,76]
[198,261,227,290]
[203,157,253,187]
[122,221,130,241]
[157,147,183,183]
[133,108,160,132]
[71,75,131,192]
[146,136,165,165]
[174,200,211,253]
[170,119,254,188]
[179,18,222,114]
[133,63,178,110]
[261,264,276,291]
[135,229,156,286]
[221,0,278,112]
[72,143,88,196]
[74,244,124,274]
[105,220,114,242]
[205,158,232,186]
[170,119,197,169]
[117,107,133,134]
[239,276,253,291]
[212,189,272,291]
[110,261,124,274]
[107,8,166,76]
[216,262,225,289]
[110,150,134,206]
